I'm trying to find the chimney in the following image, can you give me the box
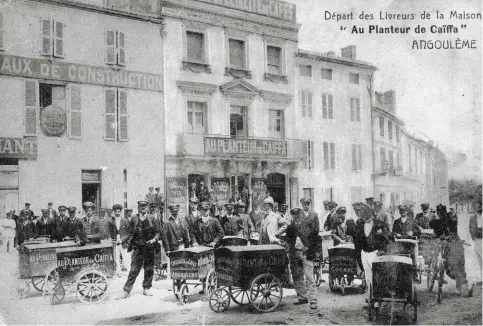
[384,90,396,114]
[375,91,384,107]
[341,45,356,59]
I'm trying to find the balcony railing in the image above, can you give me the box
[176,133,304,160]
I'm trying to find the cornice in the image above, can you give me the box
[176,80,218,96]
[260,90,292,106]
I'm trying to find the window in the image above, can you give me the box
[69,85,82,138]
[187,101,207,134]
[267,45,281,74]
[300,91,313,118]
[397,152,401,168]
[350,98,360,122]
[323,142,335,170]
[24,80,38,135]
[388,120,393,140]
[415,149,419,174]
[39,83,65,109]
[299,65,312,77]
[302,140,314,170]
[104,89,128,141]
[321,68,332,80]
[322,93,333,120]
[388,150,394,169]
[351,144,362,171]
[396,126,400,142]
[380,147,386,170]
[349,73,359,84]
[268,109,284,139]
[230,105,248,138]
[186,31,205,63]
[0,12,4,50]
[41,19,64,58]
[228,38,245,68]
[408,145,412,171]
[379,116,384,136]
[105,30,125,66]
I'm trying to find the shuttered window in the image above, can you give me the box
[229,39,245,68]
[25,80,38,135]
[300,91,313,118]
[323,142,335,170]
[0,12,4,50]
[104,89,128,141]
[267,45,281,74]
[105,30,126,66]
[388,120,393,140]
[379,116,384,136]
[299,65,312,77]
[69,85,82,138]
[380,148,386,170]
[322,93,333,119]
[41,19,63,58]
[350,98,360,122]
[321,68,332,80]
[187,31,204,62]
[349,73,359,84]
[352,144,362,171]
[396,125,400,142]
[302,140,314,170]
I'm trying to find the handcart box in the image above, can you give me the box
[328,244,357,276]
[372,255,414,300]
[167,247,214,280]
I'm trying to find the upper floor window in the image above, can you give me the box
[322,93,333,120]
[230,105,248,138]
[268,109,284,139]
[379,116,385,136]
[349,73,359,84]
[228,38,245,69]
[41,19,64,58]
[300,91,313,118]
[408,145,412,171]
[323,142,336,170]
[104,89,128,141]
[299,65,312,77]
[380,147,386,170]
[396,125,400,142]
[352,144,362,171]
[186,31,205,63]
[350,98,360,122]
[105,30,125,66]
[321,68,332,80]
[267,45,282,74]
[388,120,393,140]
[302,140,314,170]
[0,12,4,51]
[187,101,207,134]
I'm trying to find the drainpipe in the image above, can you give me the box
[367,72,375,197]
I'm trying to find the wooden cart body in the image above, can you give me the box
[328,243,357,278]
[167,247,214,280]
[214,244,288,289]
[220,236,249,247]
[372,255,414,301]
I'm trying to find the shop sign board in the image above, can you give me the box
[0,137,37,160]
[204,136,287,157]
[211,178,230,203]
[40,104,67,136]
[166,177,188,217]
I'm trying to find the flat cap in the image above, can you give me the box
[149,187,154,190]
[352,202,363,209]
[137,200,148,206]
[189,197,200,204]
[150,202,158,207]
[41,208,49,213]
[25,203,30,206]
[58,205,67,210]
[290,207,303,215]
[328,201,338,208]
[300,198,312,204]
[263,197,274,206]
[155,187,160,191]
[19,210,28,216]
[168,204,180,212]
[225,202,234,208]
[68,206,77,212]
[336,206,347,213]
[125,208,133,213]
[365,197,374,202]
[421,203,430,209]
[200,201,211,209]
[112,204,123,211]
[237,200,246,207]
[82,202,96,209]
[280,204,288,208]
[323,200,330,205]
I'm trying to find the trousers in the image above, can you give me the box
[474,239,482,282]
[123,245,155,292]
[289,250,317,302]
[361,249,378,287]
[121,246,131,271]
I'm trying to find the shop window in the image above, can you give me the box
[187,101,207,134]
[350,97,360,122]
[302,140,314,170]
[321,68,332,80]
[268,109,284,139]
[41,19,64,58]
[228,38,245,69]
[186,31,205,63]
[105,29,125,66]
[349,73,359,84]
[323,142,335,170]
[267,45,281,74]
[230,105,248,138]
[322,93,333,119]
[0,12,4,51]
[104,89,128,141]
[299,65,312,77]
[300,90,313,118]
[351,144,362,171]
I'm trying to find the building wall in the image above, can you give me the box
[0,0,164,213]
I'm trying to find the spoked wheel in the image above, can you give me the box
[32,276,46,292]
[51,282,65,305]
[341,277,346,296]
[229,286,250,306]
[76,270,109,304]
[328,274,335,292]
[154,264,167,281]
[249,273,283,313]
[179,283,189,304]
[9,281,30,299]
[172,280,182,300]
[411,285,418,324]
[427,261,436,292]
[417,257,424,284]
[205,269,217,299]
[314,262,323,287]
[437,262,444,304]
[43,268,59,295]
[368,284,373,321]
[209,288,230,313]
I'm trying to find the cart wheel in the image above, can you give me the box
[43,268,60,295]
[341,278,346,296]
[76,270,109,304]
[51,282,65,305]
[10,281,30,300]
[427,261,436,292]
[314,262,322,287]
[209,288,230,313]
[412,289,418,324]
[32,276,46,292]
[437,262,444,304]
[417,258,424,284]
[229,286,250,306]
[249,273,283,313]
[154,264,167,281]
[360,279,367,294]
[179,283,189,304]
[368,285,373,321]
[205,269,217,298]
[328,274,335,292]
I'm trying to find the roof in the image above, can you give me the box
[373,106,405,126]
[296,49,377,70]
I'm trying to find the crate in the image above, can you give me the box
[328,244,357,277]
[167,247,214,280]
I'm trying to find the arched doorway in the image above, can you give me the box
[266,173,285,205]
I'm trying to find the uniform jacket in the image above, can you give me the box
[108,217,123,241]
[193,217,224,247]
[285,211,321,260]
[82,215,101,237]
[17,221,36,245]
[392,217,420,237]
[58,218,86,244]
[354,219,389,255]
[123,213,160,251]
[53,215,69,242]
[161,216,191,252]
[185,210,201,245]
[237,213,255,239]
[119,217,132,248]
[98,217,111,240]
[47,208,58,219]
[469,213,482,240]
[220,215,242,236]
[36,217,55,238]
[415,212,430,229]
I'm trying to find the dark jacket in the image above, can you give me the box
[82,216,101,237]
[392,217,420,237]
[185,211,201,245]
[98,217,111,240]
[17,221,36,245]
[415,212,430,229]
[220,215,242,236]
[120,217,131,248]
[108,217,122,241]
[53,215,69,242]
[249,210,265,233]
[237,213,255,239]
[354,219,389,255]
[161,216,191,252]
[58,218,86,244]
[285,211,320,260]
[193,217,224,247]
[36,217,55,239]
[469,214,482,240]
[124,213,160,251]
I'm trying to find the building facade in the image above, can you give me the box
[0,0,164,217]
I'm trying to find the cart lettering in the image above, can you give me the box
[30,252,56,263]
[171,259,197,268]
[94,253,114,263]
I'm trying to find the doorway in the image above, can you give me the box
[188,174,207,202]
[81,170,101,212]
[266,173,285,205]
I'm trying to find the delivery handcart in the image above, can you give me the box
[328,243,366,295]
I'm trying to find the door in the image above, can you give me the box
[266,173,285,205]
[268,109,284,139]
[81,170,101,213]
[230,105,247,138]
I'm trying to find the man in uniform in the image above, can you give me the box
[374,201,392,233]
[24,203,34,220]
[365,197,375,208]
[81,202,101,238]
[286,207,320,310]
[120,200,160,298]
[161,205,190,252]
[36,209,55,239]
[47,202,58,220]
[236,200,254,240]
[54,205,68,242]
[392,205,420,237]
[186,198,201,246]
[145,187,156,205]
[59,207,86,244]
[17,210,35,245]
[192,202,224,247]
[98,207,111,240]
[415,203,431,230]
[109,204,124,276]
[220,202,241,236]
[323,201,338,231]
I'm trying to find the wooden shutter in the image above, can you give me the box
[0,12,4,50]
[328,95,333,119]
[117,31,126,66]
[358,144,362,170]
[69,85,82,138]
[186,31,203,62]
[388,121,393,140]
[118,90,128,141]
[53,21,64,58]
[352,144,357,171]
[300,91,306,117]
[322,94,327,119]
[229,39,244,68]
[330,142,335,170]
[25,80,38,135]
[104,89,117,140]
[350,98,355,121]
[356,99,360,121]
[41,19,52,55]
[379,116,384,136]
[323,142,329,170]
[105,30,116,64]
[301,140,308,169]
[267,46,280,74]
[307,92,313,118]
[309,140,314,170]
